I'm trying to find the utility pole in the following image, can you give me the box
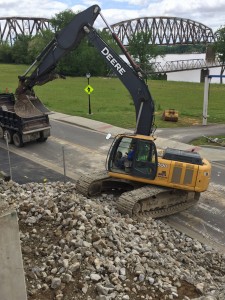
[203,75,225,125]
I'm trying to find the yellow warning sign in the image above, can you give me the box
[84,85,94,94]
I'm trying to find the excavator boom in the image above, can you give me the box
[18,5,100,91]
[14,5,100,118]
[84,25,155,135]
[15,5,155,136]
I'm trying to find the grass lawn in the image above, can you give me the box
[191,135,225,147]
[1,63,225,129]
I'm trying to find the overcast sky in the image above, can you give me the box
[0,0,225,31]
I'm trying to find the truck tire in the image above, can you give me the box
[37,132,48,143]
[13,132,24,147]
[0,126,4,139]
[4,129,13,144]
[37,137,48,142]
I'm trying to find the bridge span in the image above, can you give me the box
[109,16,216,46]
[0,17,51,45]
[149,58,222,74]
[0,15,221,76]
[0,15,217,46]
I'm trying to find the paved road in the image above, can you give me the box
[2,121,224,184]
[0,119,112,183]
[163,185,225,252]
[0,145,71,183]
[0,119,225,252]
[155,124,225,143]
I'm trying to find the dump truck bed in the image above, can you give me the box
[0,93,51,146]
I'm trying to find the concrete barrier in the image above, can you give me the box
[0,211,27,300]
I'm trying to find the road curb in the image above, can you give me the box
[0,170,10,181]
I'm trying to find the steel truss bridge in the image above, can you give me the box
[109,16,221,73]
[0,15,216,46]
[110,16,216,46]
[0,15,221,73]
[150,58,222,74]
[0,17,51,45]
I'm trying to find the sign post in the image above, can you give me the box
[203,74,225,125]
[4,133,12,180]
[85,73,94,115]
[203,75,210,125]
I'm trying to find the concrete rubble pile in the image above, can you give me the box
[0,180,225,300]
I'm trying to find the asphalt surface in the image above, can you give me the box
[0,115,225,253]
[155,124,225,143]
[0,144,72,184]
[0,116,225,184]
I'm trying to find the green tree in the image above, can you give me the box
[0,8,125,77]
[0,42,13,63]
[56,36,108,77]
[100,30,121,53]
[28,30,54,61]
[50,9,76,32]
[128,31,159,74]
[11,35,32,64]
[213,26,225,83]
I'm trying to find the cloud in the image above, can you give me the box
[138,0,225,29]
[113,0,150,5]
[103,0,225,30]
[0,0,67,18]
[0,0,224,30]
[99,8,139,27]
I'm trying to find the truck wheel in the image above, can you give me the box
[13,132,24,147]
[4,129,13,144]
[37,137,48,142]
[0,127,4,139]
[37,132,48,142]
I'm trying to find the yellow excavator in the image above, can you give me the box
[15,5,211,218]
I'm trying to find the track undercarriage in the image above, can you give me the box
[76,171,200,218]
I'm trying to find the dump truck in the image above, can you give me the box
[0,92,51,147]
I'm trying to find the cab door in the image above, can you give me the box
[132,139,158,180]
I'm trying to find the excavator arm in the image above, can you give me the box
[16,5,100,92]
[84,25,155,136]
[15,4,155,136]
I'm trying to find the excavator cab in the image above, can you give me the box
[107,135,158,180]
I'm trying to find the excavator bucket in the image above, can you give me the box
[162,109,178,122]
[14,94,50,118]
[28,96,50,114]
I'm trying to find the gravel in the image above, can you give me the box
[0,179,225,300]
